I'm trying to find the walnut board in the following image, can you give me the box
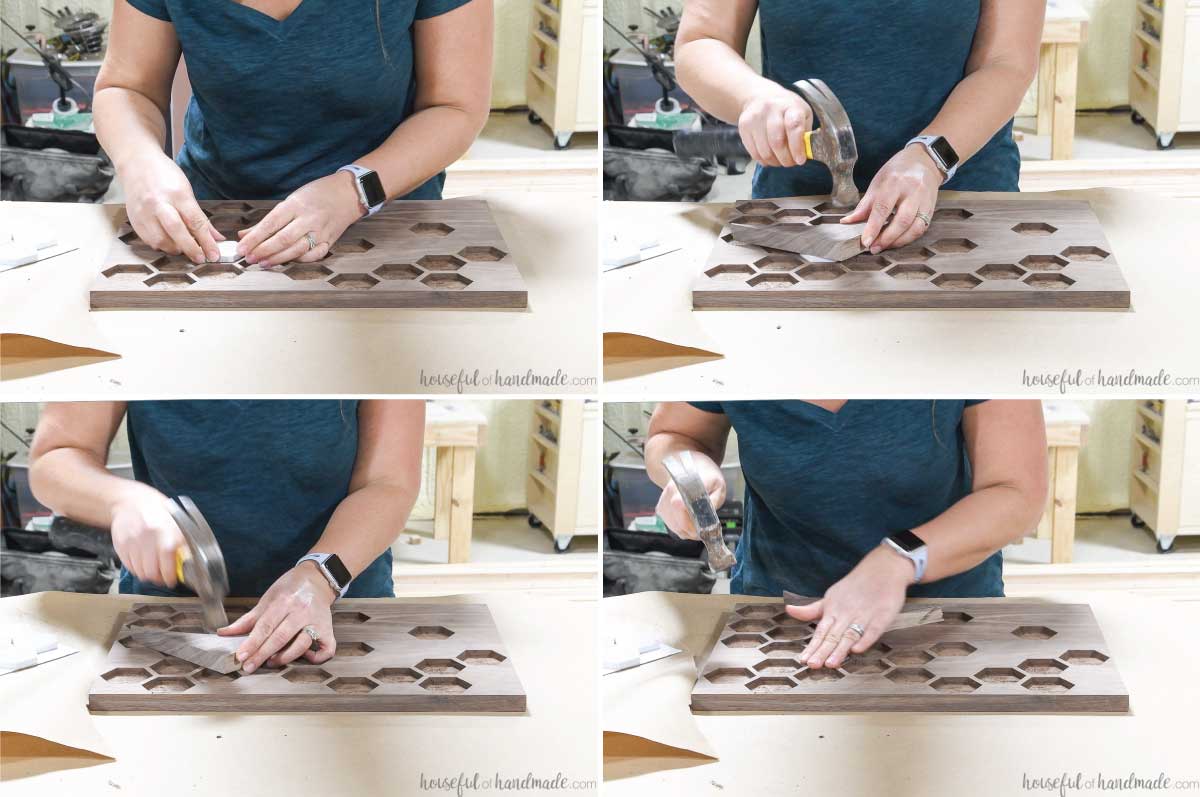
[691,601,1128,713]
[694,199,1130,309]
[88,601,526,713]
[90,200,527,309]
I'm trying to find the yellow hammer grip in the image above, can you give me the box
[175,547,188,586]
[803,130,815,160]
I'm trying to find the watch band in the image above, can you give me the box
[882,535,929,584]
[907,135,959,184]
[297,553,350,598]
[337,164,386,217]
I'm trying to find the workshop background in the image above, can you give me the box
[0,0,600,202]
[602,0,1200,203]
[602,399,1200,598]
[0,399,599,599]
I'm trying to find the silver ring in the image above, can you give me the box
[915,211,931,226]
[303,625,320,643]
[304,232,318,251]
[846,623,866,638]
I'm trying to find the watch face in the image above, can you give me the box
[890,529,926,552]
[930,136,960,169]
[360,170,387,208]
[324,554,352,589]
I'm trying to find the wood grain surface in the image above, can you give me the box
[691,600,1128,713]
[89,601,526,712]
[694,199,1130,309]
[90,200,527,309]
[129,630,245,674]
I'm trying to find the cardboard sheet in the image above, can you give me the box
[0,192,597,394]
[602,189,1200,394]
[1,591,596,795]
[0,202,123,380]
[602,591,1200,795]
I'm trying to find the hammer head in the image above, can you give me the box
[792,79,860,209]
[167,496,229,632]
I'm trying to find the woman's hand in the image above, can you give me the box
[654,453,727,539]
[109,488,186,588]
[217,559,336,672]
[237,172,364,268]
[121,153,223,264]
[218,562,337,673]
[786,545,914,669]
[736,82,814,168]
[842,143,943,254]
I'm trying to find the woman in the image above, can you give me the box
[646,400,1046,671]
[94,0,492,267]
[674,1,1042,254]
[29,400,424,675]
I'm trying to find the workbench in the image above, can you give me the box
[0,191,597,395]
[603,590,1200,796]
[1,591,596,797]
[1036,400,1091,564]
[1038,1,1089,160]
[425,401,489,564]
[602,189,1200,395]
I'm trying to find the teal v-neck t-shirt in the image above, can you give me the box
[126,0,471,200]
[750,0,1020,198]
[119,400,394,599]
[688,400,1002,598]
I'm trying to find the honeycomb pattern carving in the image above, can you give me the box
[456,650,506,666]
[422,274,472,290]
[145,274,195,289]
[419,677,471,693]
[1019,254,1069,272]
[285,264,333,281]
[142,676,194,693]
[747,273,798,289]
[796,264,846,281]
[374,264,422,280]
[328,273,379,290]
[416,658,465,675]
[101,667,152,684]
[326,677,378,694]
[931,273,982,290]
[458,246,506,261]
[409,626,455,640]
[335,642,375,657]
[734,200,779,215]
[694,602,1119,712]
[1060,246,1109,261]
[1012,222,1057,235]
[372,667,421,683]
[151,657,197,676]
[929,238,978,255]
[977,264,1026,281]
[283,667,332,684]
[411,222,454,236]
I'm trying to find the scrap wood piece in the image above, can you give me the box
[130,630,244,674]
[729,220,866,262]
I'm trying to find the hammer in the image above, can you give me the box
[673,78,861,208]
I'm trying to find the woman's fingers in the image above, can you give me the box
[155,205,205,263]
[268,625,318,669]
[800,613,836,667]
[840,191,874,225]
[861,195,898,253]
[176,197,222,262]
[873,193,921,253]
[259,229,313,268]
[242,613,304,674]
[239,205,293,261]
[783,104,809,166]
[218,605,261,637]
[850,617,886,655]
[303,635,336,664]
[236,605,285,668]
[246,218,305,266]
[764,110,796,168]
[825,623,861,669]
[809,615,851,668]
[295,240,332,263]
[155,538,178,589]
[889,213,930,250]
[783,598,823,623]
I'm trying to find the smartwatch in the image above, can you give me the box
[337,164,387,216]
[297,553,353,598]
[907,135,960,184]
[881,530,928,584]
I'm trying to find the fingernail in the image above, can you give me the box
[863,236,874,247]
[244,663,255,673]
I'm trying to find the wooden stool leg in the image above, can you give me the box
[434,446,453,541]
[1036,43,1055,137]
[447,447,477,565]
[1051,42,1079,160]
[1050,447,1080,564]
